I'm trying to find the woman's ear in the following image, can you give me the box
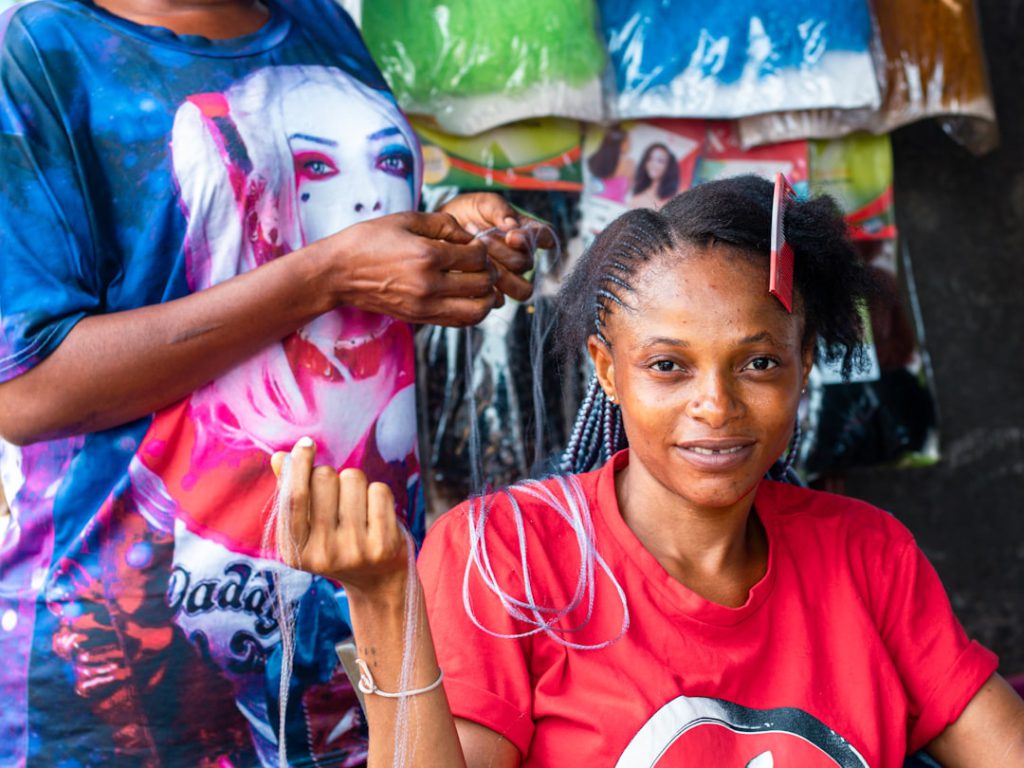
[800,341,814,391]
[587,335,617,401]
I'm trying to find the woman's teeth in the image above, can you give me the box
[688,445,745,455]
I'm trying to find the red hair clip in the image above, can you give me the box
[770,173,796,313]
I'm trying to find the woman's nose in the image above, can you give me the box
[686,372,741,428]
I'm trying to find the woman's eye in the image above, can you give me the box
[376,148,413,179]
[745,357,779,372]
[294,151,339,181]
[651,360,681,373]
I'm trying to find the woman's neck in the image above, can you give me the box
[615,461,768,608]
[93,0,270,38]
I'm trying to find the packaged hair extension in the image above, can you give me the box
[739,0,998,155]
[800,135,940,477]
[598,0,880,120]
[361,0,606,135]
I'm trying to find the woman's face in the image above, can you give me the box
[644,146,671,182]
[591,246,812,514]
[282,84,415,244]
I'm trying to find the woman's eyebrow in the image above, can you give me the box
[368,126,401,141]
[739,331,783,346]
[288,133,338,147]
[639,336,690,350]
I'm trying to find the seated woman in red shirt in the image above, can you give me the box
[273,175,1024,767]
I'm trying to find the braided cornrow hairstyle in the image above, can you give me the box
[556,174,879,475]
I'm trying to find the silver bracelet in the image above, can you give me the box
[355,658,444,698]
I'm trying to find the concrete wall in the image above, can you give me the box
[846,0,1024,675]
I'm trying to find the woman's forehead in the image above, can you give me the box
[611,247,804,344]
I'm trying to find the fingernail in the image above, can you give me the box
[503,216,518,228]
[296,436,314,449]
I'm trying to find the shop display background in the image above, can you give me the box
[846,0,1024,674]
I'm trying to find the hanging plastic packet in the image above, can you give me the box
[361,0,606,135]
[799,134,939,477]
[739,0,998,155]
[598,0,879,120]
[412,117,584,192]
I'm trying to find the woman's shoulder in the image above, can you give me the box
[757,479,916,552]
[2,1,74,46]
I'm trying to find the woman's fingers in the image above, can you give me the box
[367,481,399,556]
[338,468,370,543]
[272,454,406,591]
[270,450,287,478]
[309,465,340,535]
[279,437,316,567]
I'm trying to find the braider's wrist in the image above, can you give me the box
[314,229,359,310]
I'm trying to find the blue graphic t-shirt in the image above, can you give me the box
[0,2,424,765]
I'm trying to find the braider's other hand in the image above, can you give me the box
[441,192,555,303]
[270,439,408,601]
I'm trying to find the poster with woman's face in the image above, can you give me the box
[577,119,808,258]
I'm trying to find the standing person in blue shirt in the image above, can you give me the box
[0,1,547,765]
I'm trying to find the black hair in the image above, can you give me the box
[556,175,878,474]
[632,143,680,201]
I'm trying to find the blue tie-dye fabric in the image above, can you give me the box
[0,2,424,766]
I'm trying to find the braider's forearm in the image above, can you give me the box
[346,582,468,768]
[0,238,339,445]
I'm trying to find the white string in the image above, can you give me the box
[463,474,630,651]
[392,529,420,768]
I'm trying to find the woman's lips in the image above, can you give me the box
[283,312,396,385]
[675,438,756,472]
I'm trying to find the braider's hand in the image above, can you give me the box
[327,211,499,327]
[440,192,555,303]
[270,440,408,600]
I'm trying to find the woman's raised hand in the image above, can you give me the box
[270,439,408,599]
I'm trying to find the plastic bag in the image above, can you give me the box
[739,0,998,155]
[598,0,879,120]
[799,135,939,477]
[361,1,605,136]
[412,117,583,192]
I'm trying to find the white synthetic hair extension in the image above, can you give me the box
[460,225,629,650]
[463,474,629,651]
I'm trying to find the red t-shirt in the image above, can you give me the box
[419,451,997,767]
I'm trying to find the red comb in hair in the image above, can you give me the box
[769,173,796,313]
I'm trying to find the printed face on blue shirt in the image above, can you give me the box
[284,86,415,244]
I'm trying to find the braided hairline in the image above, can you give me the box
[592,226,675,349]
